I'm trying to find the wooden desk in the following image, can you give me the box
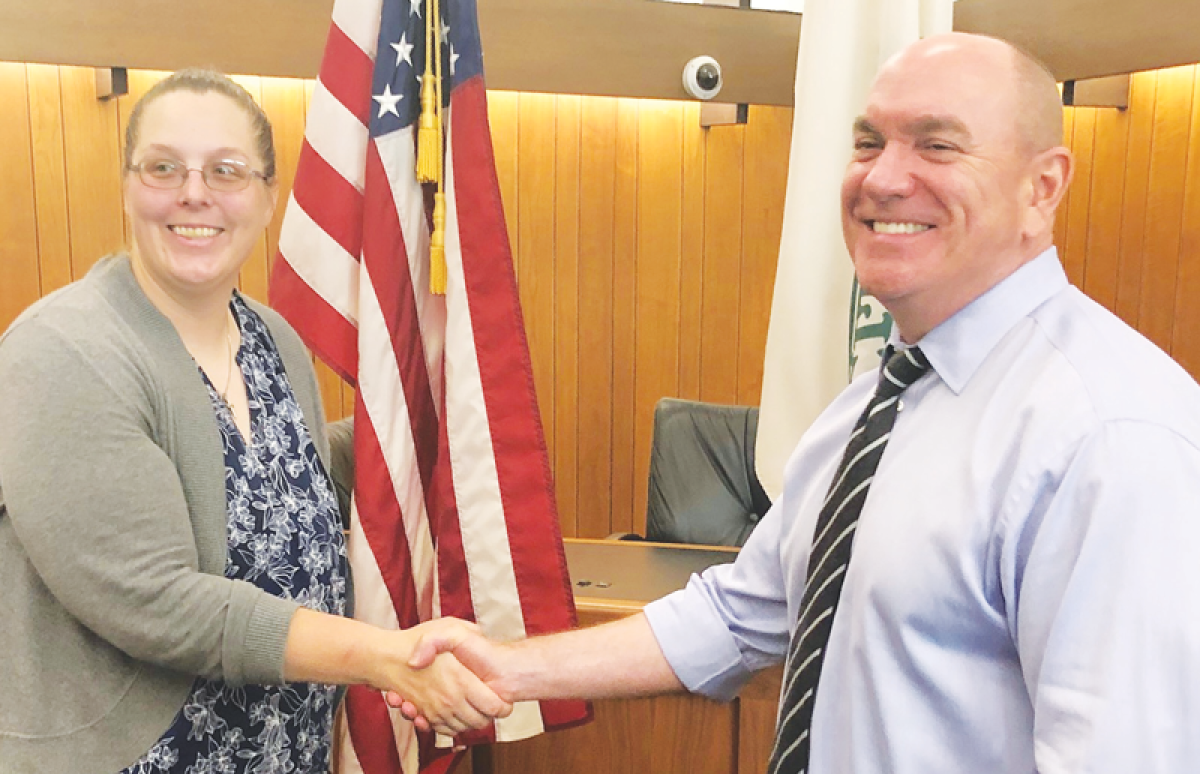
[473,539,783,774]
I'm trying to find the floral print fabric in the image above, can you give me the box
[120,297,347,774]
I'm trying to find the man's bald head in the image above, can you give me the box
[1006,40,1064,154]
[876,32,1064,157]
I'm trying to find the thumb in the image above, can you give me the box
[407,629,470,669]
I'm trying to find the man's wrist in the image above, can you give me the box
[494,637,543,702]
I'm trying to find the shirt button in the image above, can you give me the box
[897,399,905,412]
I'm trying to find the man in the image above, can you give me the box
[404,32,1200,772]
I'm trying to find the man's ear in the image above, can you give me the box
[1022,146,1073,240]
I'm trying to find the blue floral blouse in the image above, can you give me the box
[120,296,348,774]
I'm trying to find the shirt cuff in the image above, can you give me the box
[224,584,302,686]
[644,582,756,702]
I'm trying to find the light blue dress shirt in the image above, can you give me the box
[644,248,1200,773]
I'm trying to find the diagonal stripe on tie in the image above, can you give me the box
[767,346,931,774]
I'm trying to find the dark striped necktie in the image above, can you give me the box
[767,345,932,774]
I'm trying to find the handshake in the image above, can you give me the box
[374,611,678,738]
[382,617,514,737]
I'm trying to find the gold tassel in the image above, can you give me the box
[416,80,440,183]
[416,0,440,184]
[426,0,447,294]
[430,192,447,294]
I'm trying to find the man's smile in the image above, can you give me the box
[866,221,933,234]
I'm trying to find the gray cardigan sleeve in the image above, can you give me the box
[0,315,298,686]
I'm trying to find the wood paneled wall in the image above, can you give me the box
[486,93,790,539]
[3,62,1200,538]
[1053,64,1200,377]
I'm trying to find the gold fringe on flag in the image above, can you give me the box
[415,85,439,183]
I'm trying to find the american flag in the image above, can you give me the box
[269,0,591,770]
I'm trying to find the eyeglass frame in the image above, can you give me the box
[125,156,273,193]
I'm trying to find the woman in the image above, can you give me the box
[0,70,506,773]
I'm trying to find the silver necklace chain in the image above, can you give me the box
[218,312,237,411]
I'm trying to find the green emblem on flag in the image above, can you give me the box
[848,277,893,380]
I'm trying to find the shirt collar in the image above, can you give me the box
[889,247,1068,395]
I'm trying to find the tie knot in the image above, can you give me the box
[877,345,931,398]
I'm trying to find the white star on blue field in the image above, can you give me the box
[370,0,484,138]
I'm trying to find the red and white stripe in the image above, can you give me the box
[270,0,589,771]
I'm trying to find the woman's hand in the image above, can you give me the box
[283,609,512,737]
[386,617,514,733]
[378,619,513,736]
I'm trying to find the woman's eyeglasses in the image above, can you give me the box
[127,157,270,193]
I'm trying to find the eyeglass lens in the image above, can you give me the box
[135,158,255,192]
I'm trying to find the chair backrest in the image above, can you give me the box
[325,417,355,528]
[645,397,772,548]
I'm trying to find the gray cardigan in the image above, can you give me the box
[0,255,331,773]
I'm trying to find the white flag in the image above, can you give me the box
[755,0,953,499]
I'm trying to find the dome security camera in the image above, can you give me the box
[683,56,723,101]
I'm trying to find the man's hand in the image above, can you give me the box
[376,619,513,736]
[387,612,680,731]
[386,618,512,732]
